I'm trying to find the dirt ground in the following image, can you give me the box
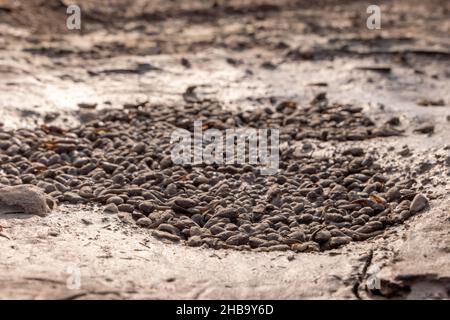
[0,0,449,299]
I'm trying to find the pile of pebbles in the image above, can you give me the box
[0,94,428,252]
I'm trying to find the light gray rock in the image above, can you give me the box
[410,194,429,214]
[0,185,53,216]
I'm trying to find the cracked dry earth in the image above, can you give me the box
[0,0,450,299]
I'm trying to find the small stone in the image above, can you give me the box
[324,212,345,223]
[165,183,178,196]
[127,188,142,197]
[118,212,134,224]
[225,234,249,245]
[444,156,450,167]
[157,223,181,236]
[44,184,57,194]
[329,236,352,248]
[47,154,61,165]
[356,221,384,234]
[189,226,203,237]
[267,244,290,251]
[78,102,97,109]
[300,165,318,174]
[187,236,202,247]
[180,57,191,68]
[106,196,124,205]
[131,211,146,220]
[216,231,238,241]
[81,218,93,225]
[191,214,204,226]
[79,186,94,199]
[63,192,84,204]
[173,197,197,209]
[79,163,96,175]
[291,241,320,252]
[343,147,364,157]
[385,187,401,202]
[209,225,225,235]
[249,237,266,248]
[132,142,147,154]
[118,204,134,213]
[213,207,238,219]
[414,125,434,135]
[152,230,181,242]
[410,194,429,214]
[102,162,119,174]
[160,156,173,169]
[399,210,411,221]
[136,217,152,227]
[139,201,155,214]
[398,146,411,157]
[112,174,126,185]
[48,230,60,237]
[267,233,281,241]
[103,203,118,214]
[314,230,332,244]
[293,203,304,214]
[148,210,173,227]
[386,116,400,126]
[288,230,305,242]
[297,213,313,224]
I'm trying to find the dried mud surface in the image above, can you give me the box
[0,0,449,299]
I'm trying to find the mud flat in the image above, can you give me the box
[0,0,449,299]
